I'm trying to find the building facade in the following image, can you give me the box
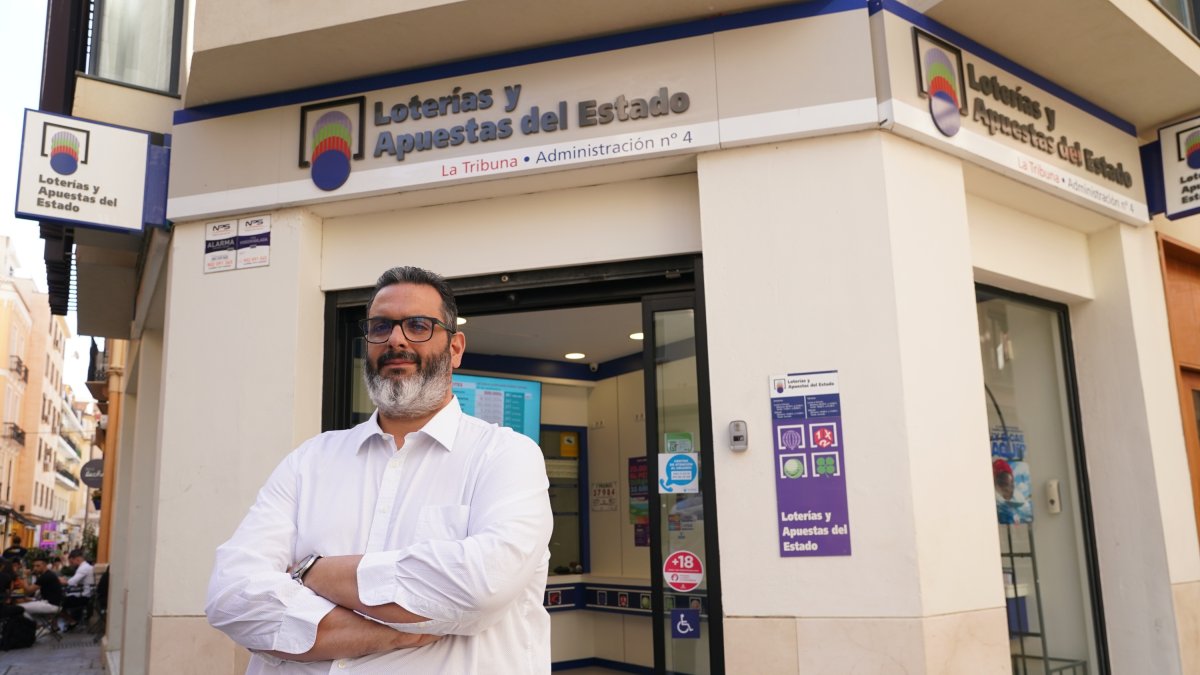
[27,0,1200,674]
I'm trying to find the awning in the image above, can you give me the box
[0,508,38,528]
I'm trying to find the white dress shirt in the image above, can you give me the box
[67,559,94,596]
[205,398,553,674]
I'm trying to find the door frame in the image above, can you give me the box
[976,283,1110,675]
[321,255,725,672]
[643,275,725,674]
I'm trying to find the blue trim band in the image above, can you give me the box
[173,0,864,125]
[881,0,1135,135]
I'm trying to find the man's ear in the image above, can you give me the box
[450,331,466,368]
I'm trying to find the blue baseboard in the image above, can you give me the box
[552,657,655,673]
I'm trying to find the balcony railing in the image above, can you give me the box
[8,356,28,383]
[55,468,79,489]
[3,423,25,446]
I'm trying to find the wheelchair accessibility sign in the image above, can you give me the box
[671,608,701,639]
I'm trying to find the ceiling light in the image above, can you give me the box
[629,332,644,340]
[564,352,586,360]
[456,317,467,326]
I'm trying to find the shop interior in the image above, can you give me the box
[335,283,714,674]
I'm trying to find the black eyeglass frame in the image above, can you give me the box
[358,316,458,344]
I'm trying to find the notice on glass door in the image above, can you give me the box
[770,370,851,557]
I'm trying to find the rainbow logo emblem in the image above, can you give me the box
[913,29,966,139]
[49,131,80,175]
[310,111,353,191]
[1186,129,1200,170]
[924,48,961,137]
[298,96,366,192]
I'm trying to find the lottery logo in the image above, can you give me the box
[40,122,89,176]
[49,131,80,175]
[914,30,966,138]
[298,96,366,192]
[1180,127,1200,170]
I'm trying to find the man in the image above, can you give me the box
[18,559,63,623]
[206,266,554,673]
[2,537,27,561]
[60,550,93,629]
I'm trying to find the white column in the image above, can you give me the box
[699,131,1009,673]
[146,208,325,673]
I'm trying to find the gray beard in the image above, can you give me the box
[362,344,452,419]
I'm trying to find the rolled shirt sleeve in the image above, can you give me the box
[205,448,337,655]
[356,432,552,636]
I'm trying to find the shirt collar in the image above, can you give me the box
[354,396,462,454]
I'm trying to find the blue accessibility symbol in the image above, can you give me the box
[671,609,701,639]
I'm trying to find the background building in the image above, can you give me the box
[19,1,1200,674]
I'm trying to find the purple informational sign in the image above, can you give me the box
[770,370,851,557]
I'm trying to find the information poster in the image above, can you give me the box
[591,481,617,511]
[629,457,649,547]
[203,219,236,273]
[770,370,851,557]
[235,214,271,269]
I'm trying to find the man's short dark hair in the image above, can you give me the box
[68,549,83,560]
[366,266,458,326]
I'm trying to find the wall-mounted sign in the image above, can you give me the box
[167,8,880,221]
[15,109,168,232]
[1157,115,1200,220]
[881,13,1147,225]
[590,481,617,511]
[771,370,851,557]
[204,215,272,273]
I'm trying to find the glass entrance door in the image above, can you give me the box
[643,293,722,674]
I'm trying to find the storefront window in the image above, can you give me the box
[977,290,1103,675]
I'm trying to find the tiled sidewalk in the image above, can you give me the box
[0,630,105,674]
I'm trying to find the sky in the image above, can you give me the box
[1,1,95,402]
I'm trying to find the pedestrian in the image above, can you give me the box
[206,266,554,673]
[2,537,27,561]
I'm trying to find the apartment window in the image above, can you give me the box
[1158,0,1200,38]
[88,0,184,94]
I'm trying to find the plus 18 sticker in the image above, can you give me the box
[663,550,704,592]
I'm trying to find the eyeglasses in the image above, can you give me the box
[358,316,456,344]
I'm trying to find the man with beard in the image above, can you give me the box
[206,266,553,674]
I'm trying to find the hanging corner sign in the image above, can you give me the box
[80,459,104,489]
[15,109,169,233]
[663,550,704,592]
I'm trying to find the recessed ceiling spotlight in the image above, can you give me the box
[629,332,644,340]
[564,352,586,360]
[456,317,467,326]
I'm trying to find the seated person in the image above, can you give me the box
[0,560,24,618]
[60,550,93,629]
[16,559,64,625]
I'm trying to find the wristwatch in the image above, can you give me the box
[290,554,322,585]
